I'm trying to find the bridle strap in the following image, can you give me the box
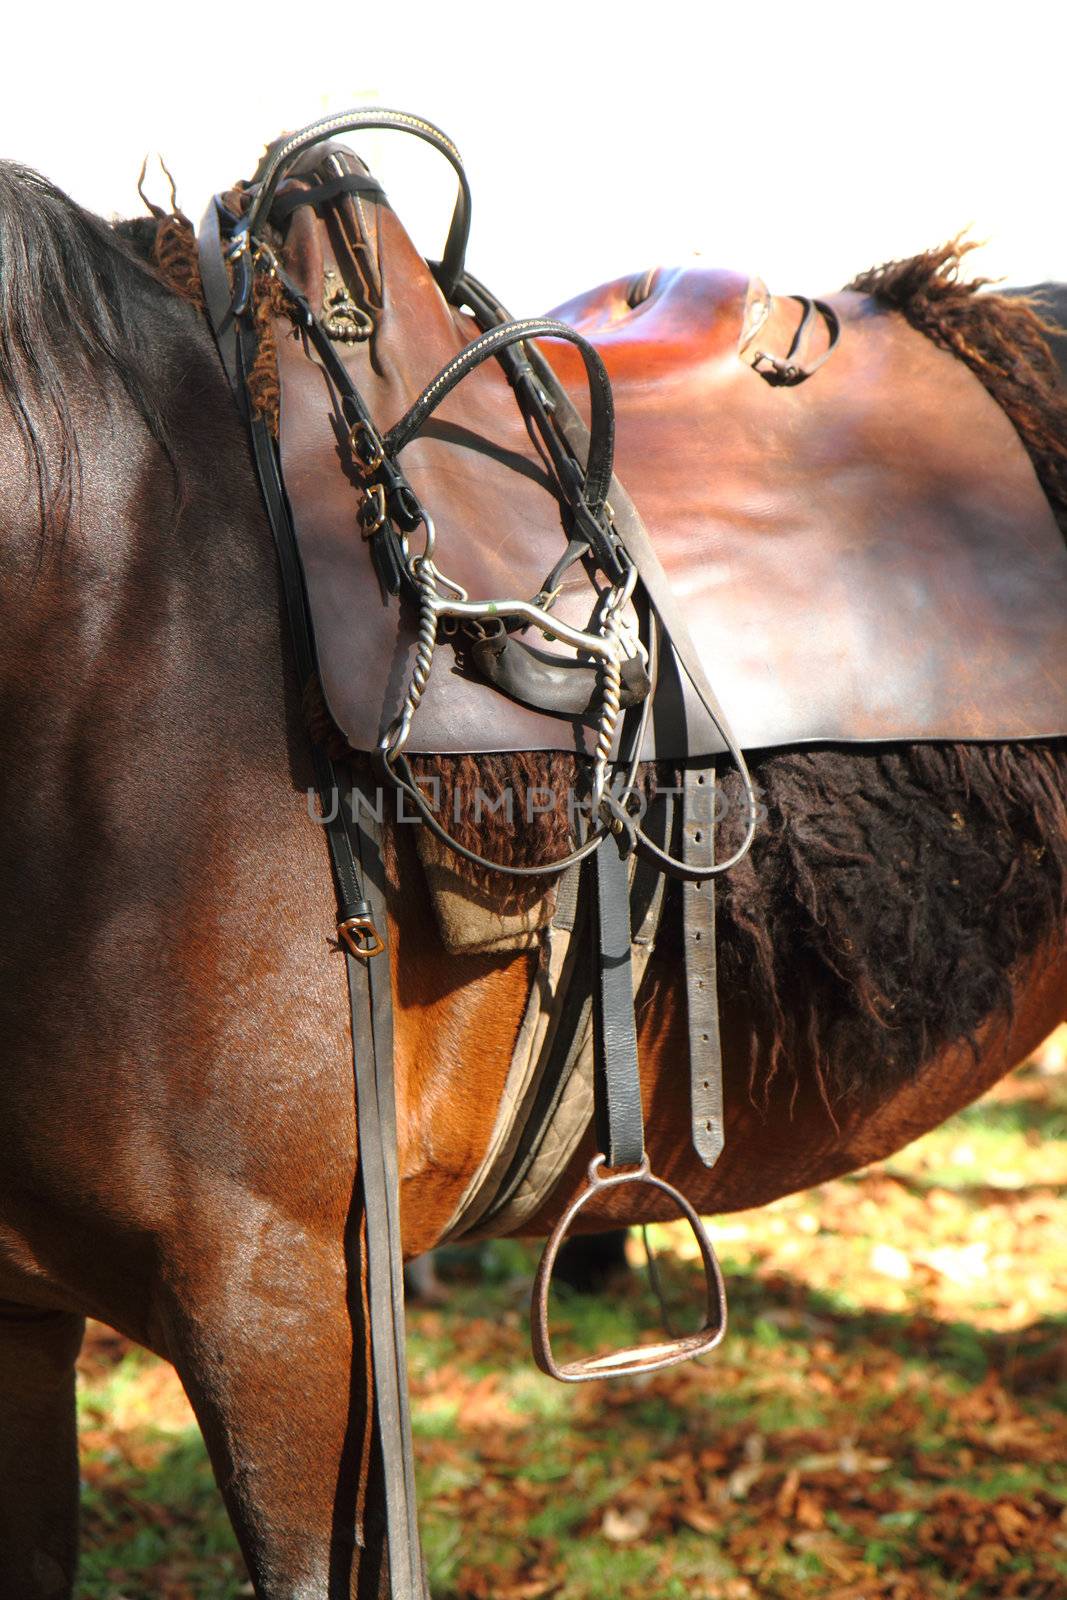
[517,338,760,879]
[384,318,617,520]
[268,171,388,226]
[197,196,240,387]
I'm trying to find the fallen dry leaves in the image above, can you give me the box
[76,1035,1067,1598]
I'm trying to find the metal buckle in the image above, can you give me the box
[338,914,385,960]
[531,1154,727,1382]
[359,482,387,536]
[349,418,384,476]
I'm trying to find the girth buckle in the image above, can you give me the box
[338,913,386,960]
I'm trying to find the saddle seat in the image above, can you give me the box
[271,151,1067,762]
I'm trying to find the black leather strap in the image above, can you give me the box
[234,327,371,929]
[197,197,240,387]
[345,780,425,1598]
[269,172,388,225]
[592,843,645,1170]
[683,767,725,1167]
[383,317,617,522]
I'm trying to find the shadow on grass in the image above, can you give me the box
[436,1238,1067,1408]
[76,1250,1067,1600]
[867,1171,1066,1203]
[722,1267,1067,1392]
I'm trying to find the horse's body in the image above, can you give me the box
[0,163,1063,1598]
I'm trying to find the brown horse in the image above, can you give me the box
[0,156,1064,1600]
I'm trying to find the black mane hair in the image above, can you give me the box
[0,162,178,545]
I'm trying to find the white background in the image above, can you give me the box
[3,2,1063,311]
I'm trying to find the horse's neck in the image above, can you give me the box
[0,289,335,1063]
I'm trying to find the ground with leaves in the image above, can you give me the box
[76,1030,1067,1599]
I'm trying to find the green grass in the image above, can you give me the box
[78,1424,246,1598]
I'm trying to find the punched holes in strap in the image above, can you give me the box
[683,767,724,1168]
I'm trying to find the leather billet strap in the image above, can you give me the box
[592,765,724,1194]
[592,842,645,1169]
[683,768,725,1168]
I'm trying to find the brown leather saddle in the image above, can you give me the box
[196,108,1067,1600]
[274,180,1067,761]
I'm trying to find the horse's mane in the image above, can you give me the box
[0,162,179,544]
[396,738,1066,1117]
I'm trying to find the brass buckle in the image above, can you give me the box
[359,483,387,537]
[531,1154,727,1382]
[323,268,374,343]
[338,914,385,960]
[349,419,384,477]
